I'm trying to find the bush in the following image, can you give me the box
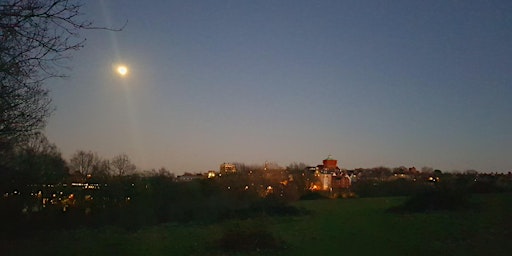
[389,188,472,213]
[216,225,285,253]
[299,192,328,200]
[220,197,308,220]
[352,179,430,197]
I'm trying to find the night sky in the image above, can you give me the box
[45,0,512,173]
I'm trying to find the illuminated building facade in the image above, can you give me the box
[219,163,236,174]
[176,172,204,182]
[313,155,351,191]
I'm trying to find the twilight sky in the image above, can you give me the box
[45,0,512,174]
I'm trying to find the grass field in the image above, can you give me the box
[2,193,511,255]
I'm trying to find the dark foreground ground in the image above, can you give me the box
[2,193,511,255]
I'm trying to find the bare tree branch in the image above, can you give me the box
[0,0,123,151]
[111,154,136,176]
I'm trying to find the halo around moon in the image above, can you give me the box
[116,65,128,76]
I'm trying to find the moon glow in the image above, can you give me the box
[116,65,128,76]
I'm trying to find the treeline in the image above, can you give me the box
[0,133,145,190]
[0,170,308,237]
[350,166,512,197]
[2,134,512,237]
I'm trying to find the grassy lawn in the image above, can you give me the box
[278,195,511,256]
[3,193,511,255]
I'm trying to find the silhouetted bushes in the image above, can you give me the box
[299,192,329,200]
[0,174,310,237]
[469,180,512,194]
[352,179,431,198]
[220,197,308,220]
[5,170,510,236]
[389,188,472,213]
[216,223,285,253]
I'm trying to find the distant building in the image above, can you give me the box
[318,172,332,190]
[311,155,351,191]
[220,163,236,174]
[176,172,204,182]
[321,155,339,171]
[332,172,351,189]
[306,166,317,172]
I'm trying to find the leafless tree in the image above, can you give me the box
[286,162,308,172]
[0,0,122,150]
[110,153,136,176]
[91,159,111,181]
[6,132,68,184]
[421,166,434,174]
[69,150,100,178]
[17,131,59,155]
[157,167,175,178]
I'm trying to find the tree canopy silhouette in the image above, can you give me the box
[0,0,123,155]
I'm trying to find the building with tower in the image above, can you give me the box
[319,155,340,171]
[312,155,351,191]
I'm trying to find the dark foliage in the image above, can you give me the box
[0,174,308,237]
[352,179,431,198]
[1,0,88,149]
[4,160,511,238]
[389,188,472,213]
[216,226,285,253]
[299,192,329,200]
[221,197,308,220]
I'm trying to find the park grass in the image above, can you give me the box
[2,193,511,255]
[278,195,511,256]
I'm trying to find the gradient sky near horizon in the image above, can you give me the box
[45,0,512,174]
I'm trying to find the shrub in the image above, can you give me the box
[389,188,472,213]
[216,225,285,253]
[299,192,328,200]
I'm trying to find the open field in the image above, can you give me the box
[2,193,511,256]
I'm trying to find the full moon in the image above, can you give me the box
[116,65,128,76]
